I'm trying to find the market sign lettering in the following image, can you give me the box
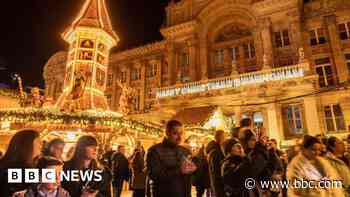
[156,66,304,98]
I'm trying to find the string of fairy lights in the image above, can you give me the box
[0,108,163,136]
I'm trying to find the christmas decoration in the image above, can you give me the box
[156,63,306,98]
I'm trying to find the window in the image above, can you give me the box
[106,94,112,107]
[274,30,290,48]
[253,112,263,127]
[179,53,190,80]
[214,49,224,65]
[120,71,127,83]
[131,68,141,81]
[315,58,334,87]
[324,104,346,132]
[162,62,168,75]
[180,53,189,67]
[133,90,141,111]
[230,47,239,62]
[243,42,255,59]
[338,22,350,40]
[282,104,305,136]
[147,88,153,99]
[107,73,113,86]
[146,64,157,78]
[309,28,327,46]
[345,53,350,72]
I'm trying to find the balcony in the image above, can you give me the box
[156,63,309,99]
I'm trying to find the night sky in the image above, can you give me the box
[0,0,171,89]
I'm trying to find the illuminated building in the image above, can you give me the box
[55,0,119,111]
[0,0,161,153]
[44,0,350,146]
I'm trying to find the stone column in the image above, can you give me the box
[111,68,118,110]
[303,96,322,136]
[234,107,241,127]
[265,104,284,141]
[199,36,209,79]
[125,67,131,86]
[340,97,350,131]
[156,59,162,87]
[167,42,177,84]
[238,46,245,73]
[188,39,197,81]
[259,17,274,69]
[288,10,304,53]
[224,48,230,65]
[253,29,263,69]
[139,61,146,111]
[324,15,349,83]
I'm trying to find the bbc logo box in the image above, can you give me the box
[8,169,56,183]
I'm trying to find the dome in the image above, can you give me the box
[43,51,67,82]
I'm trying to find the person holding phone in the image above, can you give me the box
[145,120,197,197]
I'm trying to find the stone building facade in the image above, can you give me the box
[44,0,350,143]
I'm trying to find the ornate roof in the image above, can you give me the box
[62,0,117,40]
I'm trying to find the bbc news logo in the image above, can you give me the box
[8,169,103,183]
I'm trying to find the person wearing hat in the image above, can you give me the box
[221,139,251,197]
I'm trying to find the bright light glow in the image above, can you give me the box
[203,109,228,132]
[67,132,78,141]
[1,121,11,130]
[157,64,305,98]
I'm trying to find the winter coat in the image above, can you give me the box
[61,160,111,197]
[13,186,70,197]
[221,155,252,197]
[111,152,130,182]
[0,162,34,197]
[145,138,192,197]
[325,152,350,193]
[130,152,146,190]
[192,153,210,189]
[207,142,225,197]
[287,153,346,197]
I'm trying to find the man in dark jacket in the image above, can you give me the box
[112,145,130,197]
[192,146,210,197]
[207,130,226,197]
[145,120,197,197]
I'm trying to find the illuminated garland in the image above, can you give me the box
[0,108,162,136]
[0,89,22,99]
[157,64,305,98]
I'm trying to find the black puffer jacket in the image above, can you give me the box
[145,138,192,197]
[207,142,225,197]
[192,152,210,189]
[221,155,251,197]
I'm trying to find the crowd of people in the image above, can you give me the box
[0,118,349,197]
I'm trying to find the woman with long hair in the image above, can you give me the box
[61,135,111,197]
[0,129,42,197]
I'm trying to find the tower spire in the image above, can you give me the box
[63,0,118,42]
[56,0,119,112]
